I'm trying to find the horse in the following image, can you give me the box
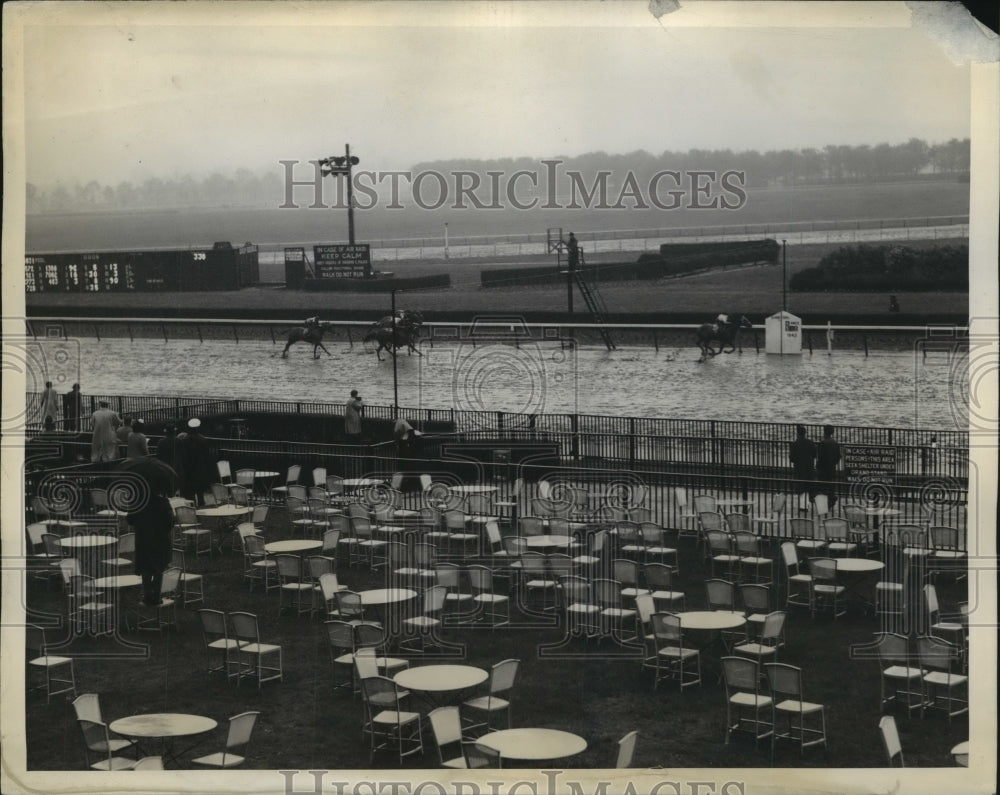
[695,315,752,362]
[281,323,333,359]
[364,315,423,361]
[373,310,423,330]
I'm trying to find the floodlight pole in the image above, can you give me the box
[782,239,787,312]
[391,289,399,414]
[345,144,356,245]
[319,144,359,245]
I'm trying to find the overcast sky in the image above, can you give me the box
[15,2,972,187]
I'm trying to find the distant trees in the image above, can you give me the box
[413,137,970,191]
[26,137,970,214]
[26,169,286,213]
[789,243,969,292]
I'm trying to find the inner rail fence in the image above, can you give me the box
[25,316,972,357]
[256,217,969,263]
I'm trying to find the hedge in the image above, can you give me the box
[790,244,968,291]
[481,239,779,288]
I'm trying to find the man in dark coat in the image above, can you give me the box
[178,418,216,506]
[118,458,176,606]
[566,232,579,270]
[62,383,82,432]
[816,424,842,509]
[789,424,817,510]
[155,424,181,472]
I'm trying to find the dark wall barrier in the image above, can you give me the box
[481,239,779,288]
[301,274,451,292]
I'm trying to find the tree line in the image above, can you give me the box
[27,137,970,214]
[790,243,969,292]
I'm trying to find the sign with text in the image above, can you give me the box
[842,444,897,485]
[313,244,371,278]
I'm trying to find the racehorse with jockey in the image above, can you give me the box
[282,314,332,358]
[364,310,424,361]
[695,313,752,362]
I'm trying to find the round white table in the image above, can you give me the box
[358,588,417,606]
[92,574,143,590]
[357,587,417,627]
[342,478,383,489]
[110,712,217,738]
[196,505,250,520]
[951,740,968,767]
[678,611,747,632]
[197,505,251,551]
[835,558,885,573]
[253,471,280,501]
[59,534,117,574]
[864,506,901,532]
[525,534,575,549]
[60,534,116,549]
[449,485,499,495]
[109,713,217,767]
[864,507,901,517]
[264,539,322,555]
[394,664,488,693]
[836,558,885,613]
[478,728,587,761]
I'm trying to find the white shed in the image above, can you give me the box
[765,311,802,355]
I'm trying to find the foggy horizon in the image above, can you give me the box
[16,3,971,191]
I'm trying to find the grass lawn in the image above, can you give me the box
[24,504,970,774]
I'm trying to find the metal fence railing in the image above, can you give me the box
[25,390,969,486]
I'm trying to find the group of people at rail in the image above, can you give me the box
[790,423,842,510]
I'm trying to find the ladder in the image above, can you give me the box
[572,252,616,351]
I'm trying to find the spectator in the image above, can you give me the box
[178,418,216,506]
[39,381,59,432]
[117,415,134,458]
[816,424,841,509]
[155,424,181,473]
[62,383,82,432]
[789,424,817,512]
[127,418,150,458]
[90,400,122,463]
[120,459,176,607]
[393,418,422,491]
[566,232,580,270]
[345,389,364,443]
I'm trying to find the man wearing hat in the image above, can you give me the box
[39,380,59,432]
[62,383,82,432]
[178,418,216,505]
[90,400,122,462]
[345,389,364,443]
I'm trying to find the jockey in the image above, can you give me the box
[714,313,730,334]
[305,315,321,329]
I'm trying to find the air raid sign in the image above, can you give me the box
[313,244,371,278]
[842,444,897,485]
